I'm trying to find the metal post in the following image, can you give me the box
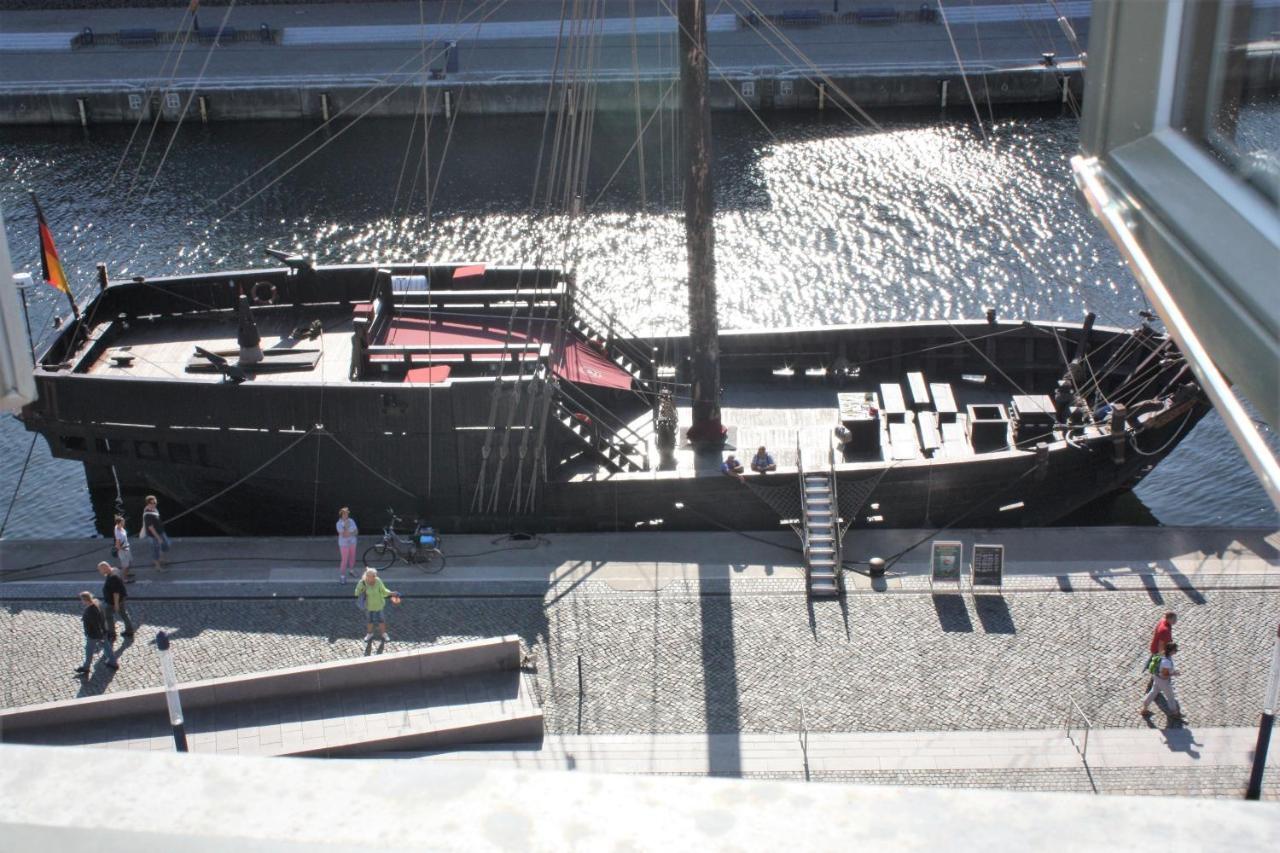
[198,95,208,124]
[1245,623,1280,800]
[940,79,949,108]
[818,81,826,111]
[679,0,724,446]
[76,98,88,127]
[320,93,330,122]
[155,631,189,753]
[17,278,36,366]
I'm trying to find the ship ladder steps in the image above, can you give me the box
[552,400,646,474]
[567,316,649,387]
[803,472,840,598]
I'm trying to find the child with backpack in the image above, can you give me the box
[1140,642,1182,721]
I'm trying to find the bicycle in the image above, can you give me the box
[362,510,446,574]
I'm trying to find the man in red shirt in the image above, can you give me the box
[1150,612,1177,655]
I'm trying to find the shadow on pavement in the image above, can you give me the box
[973,596,1015,634]
[931,594,972,632]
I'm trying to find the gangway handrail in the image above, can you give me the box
[828,443,840,588]
[797,432,809,560]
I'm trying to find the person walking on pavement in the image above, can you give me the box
[97,560,135,641]
[76,591,118,675]
[1145,611,1177,689]
[1150,611,1176,656]
[112,514,135,583]
[355,567,399,643]
[336,507,359,583]
[1141,642,1182,722]
[142,495,170,572]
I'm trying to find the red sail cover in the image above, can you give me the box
[554,336,634,390]
[379,316,633,390]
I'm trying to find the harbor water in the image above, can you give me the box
[1,107,1276,536]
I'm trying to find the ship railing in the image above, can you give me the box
[385,283,568,311]
[553,378,651,471]
[362,341,550,371]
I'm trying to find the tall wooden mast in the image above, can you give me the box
[679,0,725,445]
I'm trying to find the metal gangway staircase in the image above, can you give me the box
[798,437,842,597]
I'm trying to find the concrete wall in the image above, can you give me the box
[0,635,522,734]
[0,67,1095,126]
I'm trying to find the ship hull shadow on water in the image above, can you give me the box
[22,262,1208,537]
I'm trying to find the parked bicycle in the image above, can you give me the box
[362,510,445,573]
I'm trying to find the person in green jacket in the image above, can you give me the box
[355,567,399,643]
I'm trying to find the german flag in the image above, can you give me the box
[31,194,69,294]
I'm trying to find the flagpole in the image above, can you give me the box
[28,191,80,322]
[17,279,36,366]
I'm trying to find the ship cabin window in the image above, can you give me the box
[134,440,161,460]
[95,437,128,455]
[60,435,87,452]
[168,443,193,464]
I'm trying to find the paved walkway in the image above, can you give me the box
[2,526,1277,799]
[413,726,1280,798]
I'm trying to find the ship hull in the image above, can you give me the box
[76,397,1206,536]
[22,263,1209,537]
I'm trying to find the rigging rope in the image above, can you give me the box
[142,1,240,201]
[936,0,989,141]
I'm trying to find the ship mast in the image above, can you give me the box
[678,0,725,445]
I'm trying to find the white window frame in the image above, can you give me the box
[1074,0,1279,510]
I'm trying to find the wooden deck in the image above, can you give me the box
[82,308,354,384]
[620,378,1036,477]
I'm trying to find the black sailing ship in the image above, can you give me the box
[18,1,1208,594]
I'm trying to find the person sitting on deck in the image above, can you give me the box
[750,446,776,474]
[721,454,745,482]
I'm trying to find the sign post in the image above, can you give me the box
[971,543,1005,593]
[1245,622,1280,800]
[929,540,963,591]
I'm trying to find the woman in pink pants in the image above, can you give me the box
[336,507,359,582]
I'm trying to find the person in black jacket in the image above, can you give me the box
[98,561,136,641]
[76,591,118,675]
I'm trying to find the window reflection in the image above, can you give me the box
[1174,0,1280,206]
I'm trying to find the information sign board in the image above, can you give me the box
[929,540,963,588]
[971,543,1005,589]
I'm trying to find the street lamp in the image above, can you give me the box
[155,630,188,753]
[1245,622,1280,800]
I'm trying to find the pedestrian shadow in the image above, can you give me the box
[931,594,972,632]
[1160,726,1202,759]
[973,596,1015,634]
[75,660,119,698]
[111,635,137,662]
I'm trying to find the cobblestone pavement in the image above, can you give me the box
[3,587,1278,737]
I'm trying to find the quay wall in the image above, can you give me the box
[0,67,1089,126]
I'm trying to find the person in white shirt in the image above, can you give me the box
[336,507,359,583]
[1140,642,1182,720]
[112,514,134,582]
